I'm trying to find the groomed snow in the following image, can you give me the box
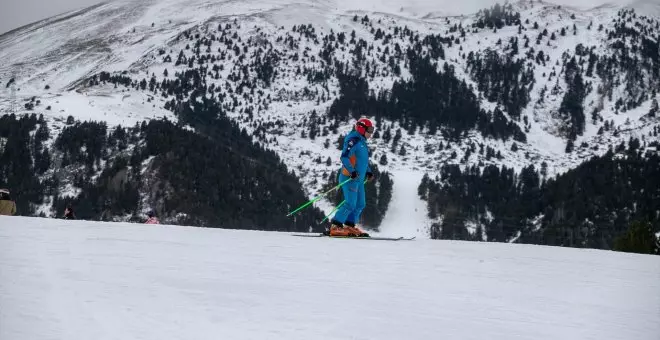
[1,216,658,340]
[376,169,431,238]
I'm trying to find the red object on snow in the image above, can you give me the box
[145,217,160,224]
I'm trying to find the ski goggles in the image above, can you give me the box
[358,122,375,133]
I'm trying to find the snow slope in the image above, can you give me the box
[1,216,659,340]
[377,170,431,238]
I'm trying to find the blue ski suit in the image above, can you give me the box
[333,130,371,225]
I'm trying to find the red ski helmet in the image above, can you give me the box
[355,118,374,135]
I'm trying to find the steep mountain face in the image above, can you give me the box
[0,0,658,244]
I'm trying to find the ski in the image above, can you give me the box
[292,234,415,241]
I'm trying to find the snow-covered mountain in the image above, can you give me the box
[0,0,659,240]
[1,216,659,340]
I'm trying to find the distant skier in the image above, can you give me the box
[63,205,76,220]
[0,189,17,216]
[326,117,375,237]
[145,211,160,224]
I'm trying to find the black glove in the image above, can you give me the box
[350,171,358,179]
[366,172,375,182]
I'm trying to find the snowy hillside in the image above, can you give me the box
[1,0,658,175]
[0,0,659,240]
[1,216,659,340]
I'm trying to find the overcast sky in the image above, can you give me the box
[0,0,104,34]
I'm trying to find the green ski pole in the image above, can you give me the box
[286,178,352,217]
[321,200,346,223]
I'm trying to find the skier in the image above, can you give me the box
[63,205,76,220]
[326,117,375,237]
[145,211,160,224]
[0,189,17,216]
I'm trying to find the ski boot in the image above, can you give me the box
[343,222,369,237]
[324,221,342,236]
[326,220,355,237]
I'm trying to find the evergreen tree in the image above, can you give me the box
[559,57,586,138]
[419,142,660,250]
[649,98,658,117]
[379,154,388,165]
[614,220,658,255]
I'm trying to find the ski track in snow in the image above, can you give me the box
[376,170,431,238]
[1,216,659,340]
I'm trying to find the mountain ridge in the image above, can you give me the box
[0,0,658,245]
